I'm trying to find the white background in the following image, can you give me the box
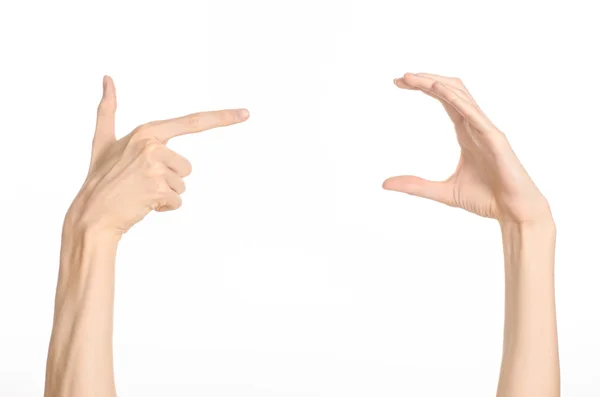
[0,0,598,396]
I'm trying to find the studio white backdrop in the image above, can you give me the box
[0,0,598,396]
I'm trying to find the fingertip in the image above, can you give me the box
[403,72,420,84]
[98,75,117,112]
[106,76,115,90]
[102,75,115,90]
[381,175,421,194]
[394,76,418,90]
[237,108,250,121]
[382,177,396,190]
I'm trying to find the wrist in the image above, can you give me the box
[499,216,556,273]
[64,202,122,244]
[499,216,556,240]
[56,210,120,306]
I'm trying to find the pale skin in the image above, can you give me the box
[44,76,249,397]
[385,73,559,397]
[45,73,558,397]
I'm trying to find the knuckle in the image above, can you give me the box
[133,123,149,136]
[133,121,159,138]
[149,163,166,177]
[183,114,205,128]
[187,115,201,126]
[142,161,164,181]
[144,140,163,153]
[157,194,181,211]
[141,141,163,163]
[154,193,182,212]
[451,77,465,86]
[214,111,235,125]
[217,112,232,124]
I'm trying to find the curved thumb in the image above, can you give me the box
[382,175,451,204]
[90,75,117,167]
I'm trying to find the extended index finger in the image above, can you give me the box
[148,108,249,142]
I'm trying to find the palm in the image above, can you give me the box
[446,150,497,219]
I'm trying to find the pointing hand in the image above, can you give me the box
[67,76,249,236]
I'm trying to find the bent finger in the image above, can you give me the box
[156,146,193,177]
[164,169,186,195]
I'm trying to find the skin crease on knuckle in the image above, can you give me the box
[197,112,222,128]
[220,110,240,126]
[44,71,559,397]
[156,192,181,211]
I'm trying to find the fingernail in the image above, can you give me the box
[237,109,249,120]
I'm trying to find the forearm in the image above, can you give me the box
[496,219,559,397]
[45,217,120,397]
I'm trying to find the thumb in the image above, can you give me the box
[90,75,117,167]
[382,175,452,205]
